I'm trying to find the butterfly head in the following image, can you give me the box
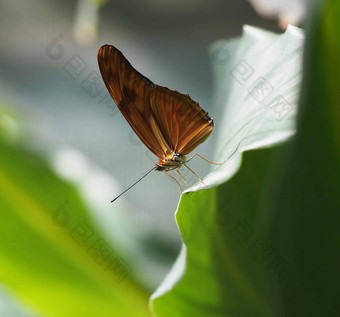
[155,152,187,171]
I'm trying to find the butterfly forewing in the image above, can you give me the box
[98,45,165,159]
[98,45,213,161]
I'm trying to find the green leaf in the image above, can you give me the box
[0,125,150,316]
[150,22,325,316]
[264,1,340,315]
[152,147,286,317]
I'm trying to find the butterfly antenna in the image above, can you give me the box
[111,167,155,203]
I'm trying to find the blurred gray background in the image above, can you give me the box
[0,0,279,287]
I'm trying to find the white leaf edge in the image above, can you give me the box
[188,24,304,192]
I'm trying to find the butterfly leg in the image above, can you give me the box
[176,169,189,189]
[186,153,223,165]
[164,171,183,194]
[183,163,204,184]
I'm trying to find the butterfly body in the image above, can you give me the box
[98,45,214,181]
[155,152,187,171]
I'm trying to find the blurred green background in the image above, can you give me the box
[0,0,280,246]
[0,1,319,316]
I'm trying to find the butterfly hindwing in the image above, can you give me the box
[149,87,213,155]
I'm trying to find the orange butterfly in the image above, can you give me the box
[98,45,217,201]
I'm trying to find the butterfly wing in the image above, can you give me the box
[98,45,170,160]
[149,87,214,155]
[98,45,213,160]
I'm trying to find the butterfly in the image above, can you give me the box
[97,45,217,201]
